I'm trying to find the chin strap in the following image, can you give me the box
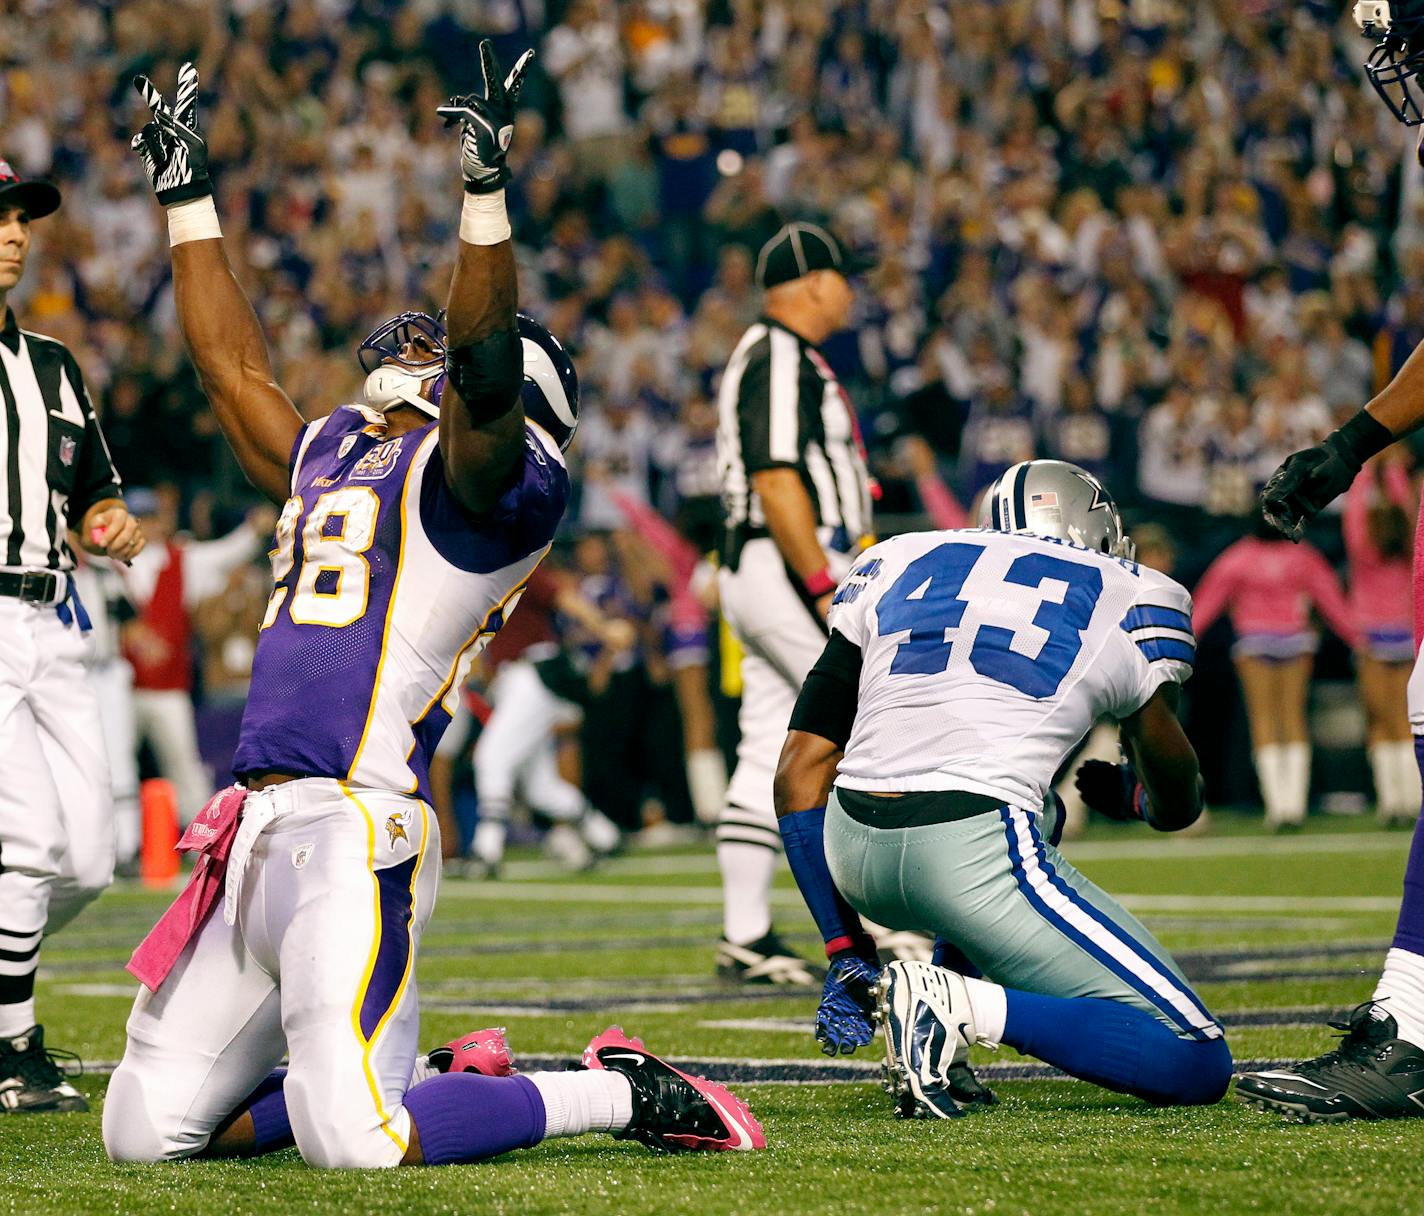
[363,364,441,418]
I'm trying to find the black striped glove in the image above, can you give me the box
[437,40,533,194]
[129,62,212,205]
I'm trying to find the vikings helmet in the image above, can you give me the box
[517,313,580,451]
[1356,0,1424,124]
[357,310,579,450]
[979,460,1135,561]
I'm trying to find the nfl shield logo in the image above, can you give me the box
[59,436,75,467]
[338,435,358,460]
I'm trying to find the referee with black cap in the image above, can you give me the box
[712,221,874,985]
[0,159,144,1113]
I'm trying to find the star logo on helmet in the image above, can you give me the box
[1074,470,1111,512]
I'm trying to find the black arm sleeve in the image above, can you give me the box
[788,630,863,748]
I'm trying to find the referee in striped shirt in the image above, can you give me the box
[0,162,144,1113]
[713,221,874,985]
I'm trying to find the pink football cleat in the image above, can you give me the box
[582,1026,766,1152]
[426,1027,517,1077]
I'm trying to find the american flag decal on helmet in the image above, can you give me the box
[1030,491,1058,507]
[59,436,76,467]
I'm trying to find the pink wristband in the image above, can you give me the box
[803,567,837,598]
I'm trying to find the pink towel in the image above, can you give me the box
[126,785,249,992]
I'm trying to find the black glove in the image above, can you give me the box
[437,40,534,194]
[130,62,212,206]
[1074,760,1145,822]
[1260,410,1392,541]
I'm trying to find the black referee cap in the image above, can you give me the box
[754,221,869,289]
[0,158,60,220]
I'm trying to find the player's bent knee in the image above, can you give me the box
[285,1072,406,1169]
[101,1065,206,1163]
[1147,1035,1234,1107]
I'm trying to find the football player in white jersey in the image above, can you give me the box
[773,459,1233,1118]
[102,48,764,1167]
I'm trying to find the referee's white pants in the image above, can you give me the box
[0,598,113,962]
[717,538,837,850]
[134,688,213,825]
[90,658,141,862]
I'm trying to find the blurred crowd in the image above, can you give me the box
[5,0,1424,831]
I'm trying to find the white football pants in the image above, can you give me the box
[90,657,141,862]
[0,596,113,967]
[133,688,214,824]
[104,777,440,1168]
[717,538,840,850]
[473,659,585,821]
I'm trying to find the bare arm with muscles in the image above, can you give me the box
[129,64,302,505]
[435,41,536,515]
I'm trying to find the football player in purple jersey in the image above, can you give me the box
[1238,1,1424,1121]
[102,46,764,1168]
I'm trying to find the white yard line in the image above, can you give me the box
[458,830,1410,883]
[438,881,1400,912]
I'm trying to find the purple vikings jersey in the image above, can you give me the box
[232,405,569,799]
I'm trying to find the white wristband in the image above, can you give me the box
[460,189,511,246]
[167,196,222,246]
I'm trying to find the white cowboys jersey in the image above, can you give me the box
[828,528,1194,811]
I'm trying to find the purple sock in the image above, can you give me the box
[403,1072,547,1165]
[1390,738,1424,955]
[245,1068,294,1155]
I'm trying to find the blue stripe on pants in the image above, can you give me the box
[1001,808,1217,1041]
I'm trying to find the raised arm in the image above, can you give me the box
[129,65,302,505]
[433,42,535,516]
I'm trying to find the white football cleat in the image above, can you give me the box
[876,960,975,1120]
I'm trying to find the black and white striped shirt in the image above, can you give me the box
[716,317,872,564]
[0,308,122,572]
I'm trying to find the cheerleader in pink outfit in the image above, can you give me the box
[1345,457,1420,824]
[1194,521,1360,827]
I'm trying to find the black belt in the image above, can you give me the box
[833,786,1004,829]
[0,570,60,604]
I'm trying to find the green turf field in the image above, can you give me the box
[4,814,1424,1216]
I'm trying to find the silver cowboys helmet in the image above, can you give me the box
[979,459,1135,561]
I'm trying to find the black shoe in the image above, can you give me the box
[946,1061,998,1108]
[1235,1002,1424,1121]
[582,1026,765,1152]
[715,930,825,987]
[0,1026,87,1114]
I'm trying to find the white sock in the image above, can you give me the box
[1391,741,1421,819]
[1373,947,1424,1049]
[686,750,728,826]
[961,976,1007,1047]
[472,817,508,865]
[528,1069,634,1137]
[578,807,621,854]
[0,997,36,1040]
[1281,742,1310,823]
[717,840,776,944]
[1371,743,1398,817]
[1255,746,1285,823]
